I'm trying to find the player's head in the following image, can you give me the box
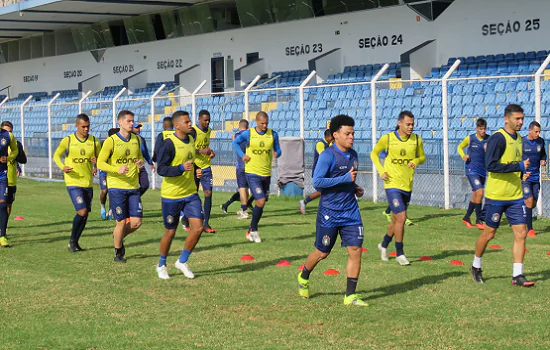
[397,111,414,136]
[476,118,487,137]
[528,120,541,140]
[323,128,334,143]
[504,104,524,132]
[163,116,174,131]
[108,128,119,137]
[239,119,249,131]
[1,121,13,133]
[132,122,143,135]
[172,110,192,135]
[75,113,90,138]
[255,111,269,132]
[198,110,210,129]
[330,114,355,150]
[117,110,135,133]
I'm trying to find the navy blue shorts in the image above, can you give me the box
[236,168,248,189]
[315,225,364,253]
[247,174,271,200]
[485,198,526,229]
[6,186,16,204]
[99,171,108,191]
[162,194,203,229]
[195,167,213,192]
[108,189,142,221]
[139,167,150,191]
[67,186,93,212]
[522,181,540,201]
[0,178,7,202]
[385,189,411,214]
[467,174,486,192]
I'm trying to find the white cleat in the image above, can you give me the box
[175,260,195,279]
[396,255,411,266]
[249,231,262,243]
[156,265,170,280]
[377,243,389,261]
[299,200,306,215]
[238,211,249,219]
[236,209,244,215]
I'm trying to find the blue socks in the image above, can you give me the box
[203,196,212,227]
[179,249,191,263]
[250,205,264,231]
[0,201,7,237]
[159,255,167,267]
[381,234,393,248]
[526,207,533,231]
[301,266,311,280]
[464,201,475,220]
[304,196,312,204]
[70,214,86,242]
[241,204,248,212]
[396,242,404,256]
[385,206,391,215]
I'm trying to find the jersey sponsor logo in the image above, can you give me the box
[115,157,139,164]
[167,215,174,224]
[252,149,272,155]
[72,157,92,163]
[322,235,330,246]
[391,158,413,165]
[491,213,500,222]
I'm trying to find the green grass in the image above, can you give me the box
[1,179,550,349]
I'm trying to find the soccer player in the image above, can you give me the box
[297,115,367,306]
[97,110,144,263]
[522,121,546,237]
[221,119,250,219]
[99,128,119,221]
[152,116,174,163]
[470,104,534,286]
[371,111,425,266]
[232,111,282,243]
[299,129,333,215]
[1,121,27,222]
[156,111,204,279]
[53,114,101,252]
[191,110,216,233]
[457,118,489,229]
[0,124,18,248]
[132,122,155,196]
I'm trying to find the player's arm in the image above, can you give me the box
[97,138,119,173]
[6,132,18,162]
[272,130,282,158]
[232,130,250,159]
[313,151,354,189]
[541,139,547,166]
[152,132,164,163]
[53,137,69,170]
[411,136,426,166]
[485,133,525,173]
[157,139,188,177]
[370,135,388,177]
[457,136,470,160]
[15,141,27,164]
[140,137,153,165]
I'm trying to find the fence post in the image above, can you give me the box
[20,95,33,177]
[149,84,166,190]
[78,90,92,115]
[441,59,461,210]
[370,64,389,203]
[191,80,207,126]
[47,93,61,179]
[244,75,262,122]
[534,54,550,217]
[0,96,8,108]
[112,87,127,128]
[299,71,317,139]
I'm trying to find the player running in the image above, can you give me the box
[457,118,489,229]
[232,111,281,243]
[1,121,27,224]
[522,121,546,237]
[132,122,155,196]
[99,128,119,221]
[470,104,534,287]
[297,115,367,306]
[156,111,204,280]
[53,114,100,252]
[97,110,144,263]
[371,111,425,266]
[299,129,333,215]
[0,124,17,248]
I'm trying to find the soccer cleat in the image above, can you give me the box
[156,265,170,280]
[108,210,114,221]
[383,210,392,223]
[220,204,228,214]
[377,243,389,261]
[175,260,195,279]
[238,211,249,219]
[527,229,536,237]
[68,242,78,253]
[249,231,262,243]
[236,208,244,215]
[181,217,190,231]
[101,208,107,220]
[475,221,485,230]
[114,255,126,263]
[204,226,216,233]
[299,200,306,215]
[343,294,369,307]
[511,274,535,287]
[470,266,484,283]
[405,218,414,226]
[0,236,9,248]
[396,255,411,266]
[245,230,253,242]
[297,273,310,298]
[462,219,474,228]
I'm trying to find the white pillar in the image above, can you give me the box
[191,80,207,126]
[534,54,550,217]
[112,87,127,128]
[47,93,61,179]
[78,90,92,115]
[244,75,262,122]
[19,95,33,177]
[370,64,389,203]
[149,84,166,190]
[299,71,317,139]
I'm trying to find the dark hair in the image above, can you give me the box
[1,121,13,129]
[239,119,249,128]
[529,121,541,129]
[329,114,355,135]
[117,110,134,121]
[256,111,269,120]
[76,113,90,123]
[108,128,119,137]
[504,104,524,116]
[476,118,487,128]
[398,110,414,122]
[324,129,331,137]
[172,110,190,122]
[163,117,172,123]
[198,110,210,118]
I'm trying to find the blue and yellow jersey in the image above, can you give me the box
[522,137,546,183]
[485,129,523,201]
[457,133,490,177]
[158,133,197,200]
[97,132,142,190]
[53,133,100,188]
[0,130,18,180]
[192,126,212,169]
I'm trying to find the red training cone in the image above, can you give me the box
[276,260,291,267]
[323,269,339,275]
[389,252,397,257]
[240,254,255,261]
[547,252,550,256]
[490,245,501,249]
[418,256,433,261]
[361,247,368,253]
[14,216,24,221]
[525,249,530,253]
[450,260,464,266]
[298,264,305,270]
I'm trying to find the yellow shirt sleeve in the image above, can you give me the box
[97,137,118,173]
[457,136,470,158]
[315,141,325,154]
[370,134,389,176]
[7,132,18,162]
[412,136,426,166]
[94,136,102,158]
[53,137,69,170]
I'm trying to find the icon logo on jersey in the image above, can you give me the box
[188,151,193,160]
[167,215,174,224]
[399,149,406,156]
[255,187,262,194]
[538,146,541,152]
[322,235,330,246]
[391,158,413,165]
[116,206,122,215]
[125,149,131,156]
[393,198,399,207]
[76,196,83,204]
[80,149,86,156]
[524,186,530,194]
[491,213,500,222]
[260,141,265,148]
[474,179,481,186]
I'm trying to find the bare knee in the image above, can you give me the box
[393,212,406,225]
[130,219,142,230]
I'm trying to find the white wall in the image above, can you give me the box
[124,70,148,94]
[236,59,266,88]
[407,40,437,80]
[310,49,342,82]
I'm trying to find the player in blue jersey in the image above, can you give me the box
[1,121,27,228]
[0,124,18,247]
[221,119,251,219]
[299,129,333,214]
[457,118,489,230]
[297,115,367,306]
[522,121,546,237]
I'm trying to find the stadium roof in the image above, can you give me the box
[0,0,207,42]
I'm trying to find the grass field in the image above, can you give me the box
[1,179,550,349]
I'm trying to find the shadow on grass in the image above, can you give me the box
[424,249,500,262]
[196,254,309,277]
[412,212,461,224]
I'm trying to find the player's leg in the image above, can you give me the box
[6,186,15,219]
[66,187,89,252]
[463,175,481,228]
[237,169,250,218]
[99,172,108,220]
[471,199,501,283]
[246,175,269,243]
[73,188,93,251]
[391,210,409,265]
[300,191,320,215]
[0,179,9,247]
[110,190,129,262]
[138,167,150,197]
[221,191,240,213]
[507,202,534,286]
[200,170,215,233]
[157,199,183,279]
[382,205,392,223]
[175,195,204,279]
[523,182,538,237]
[124,190,143,237]
[342,225,368,306]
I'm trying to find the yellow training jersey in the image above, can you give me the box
[193,126,212,169]
[371,131,426,192]
[7,145,18,187]
[485,129,523,201]
[97,133,142,190]
[161,134,197,200]
[53,134,101,188]
[245,128,274,177]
